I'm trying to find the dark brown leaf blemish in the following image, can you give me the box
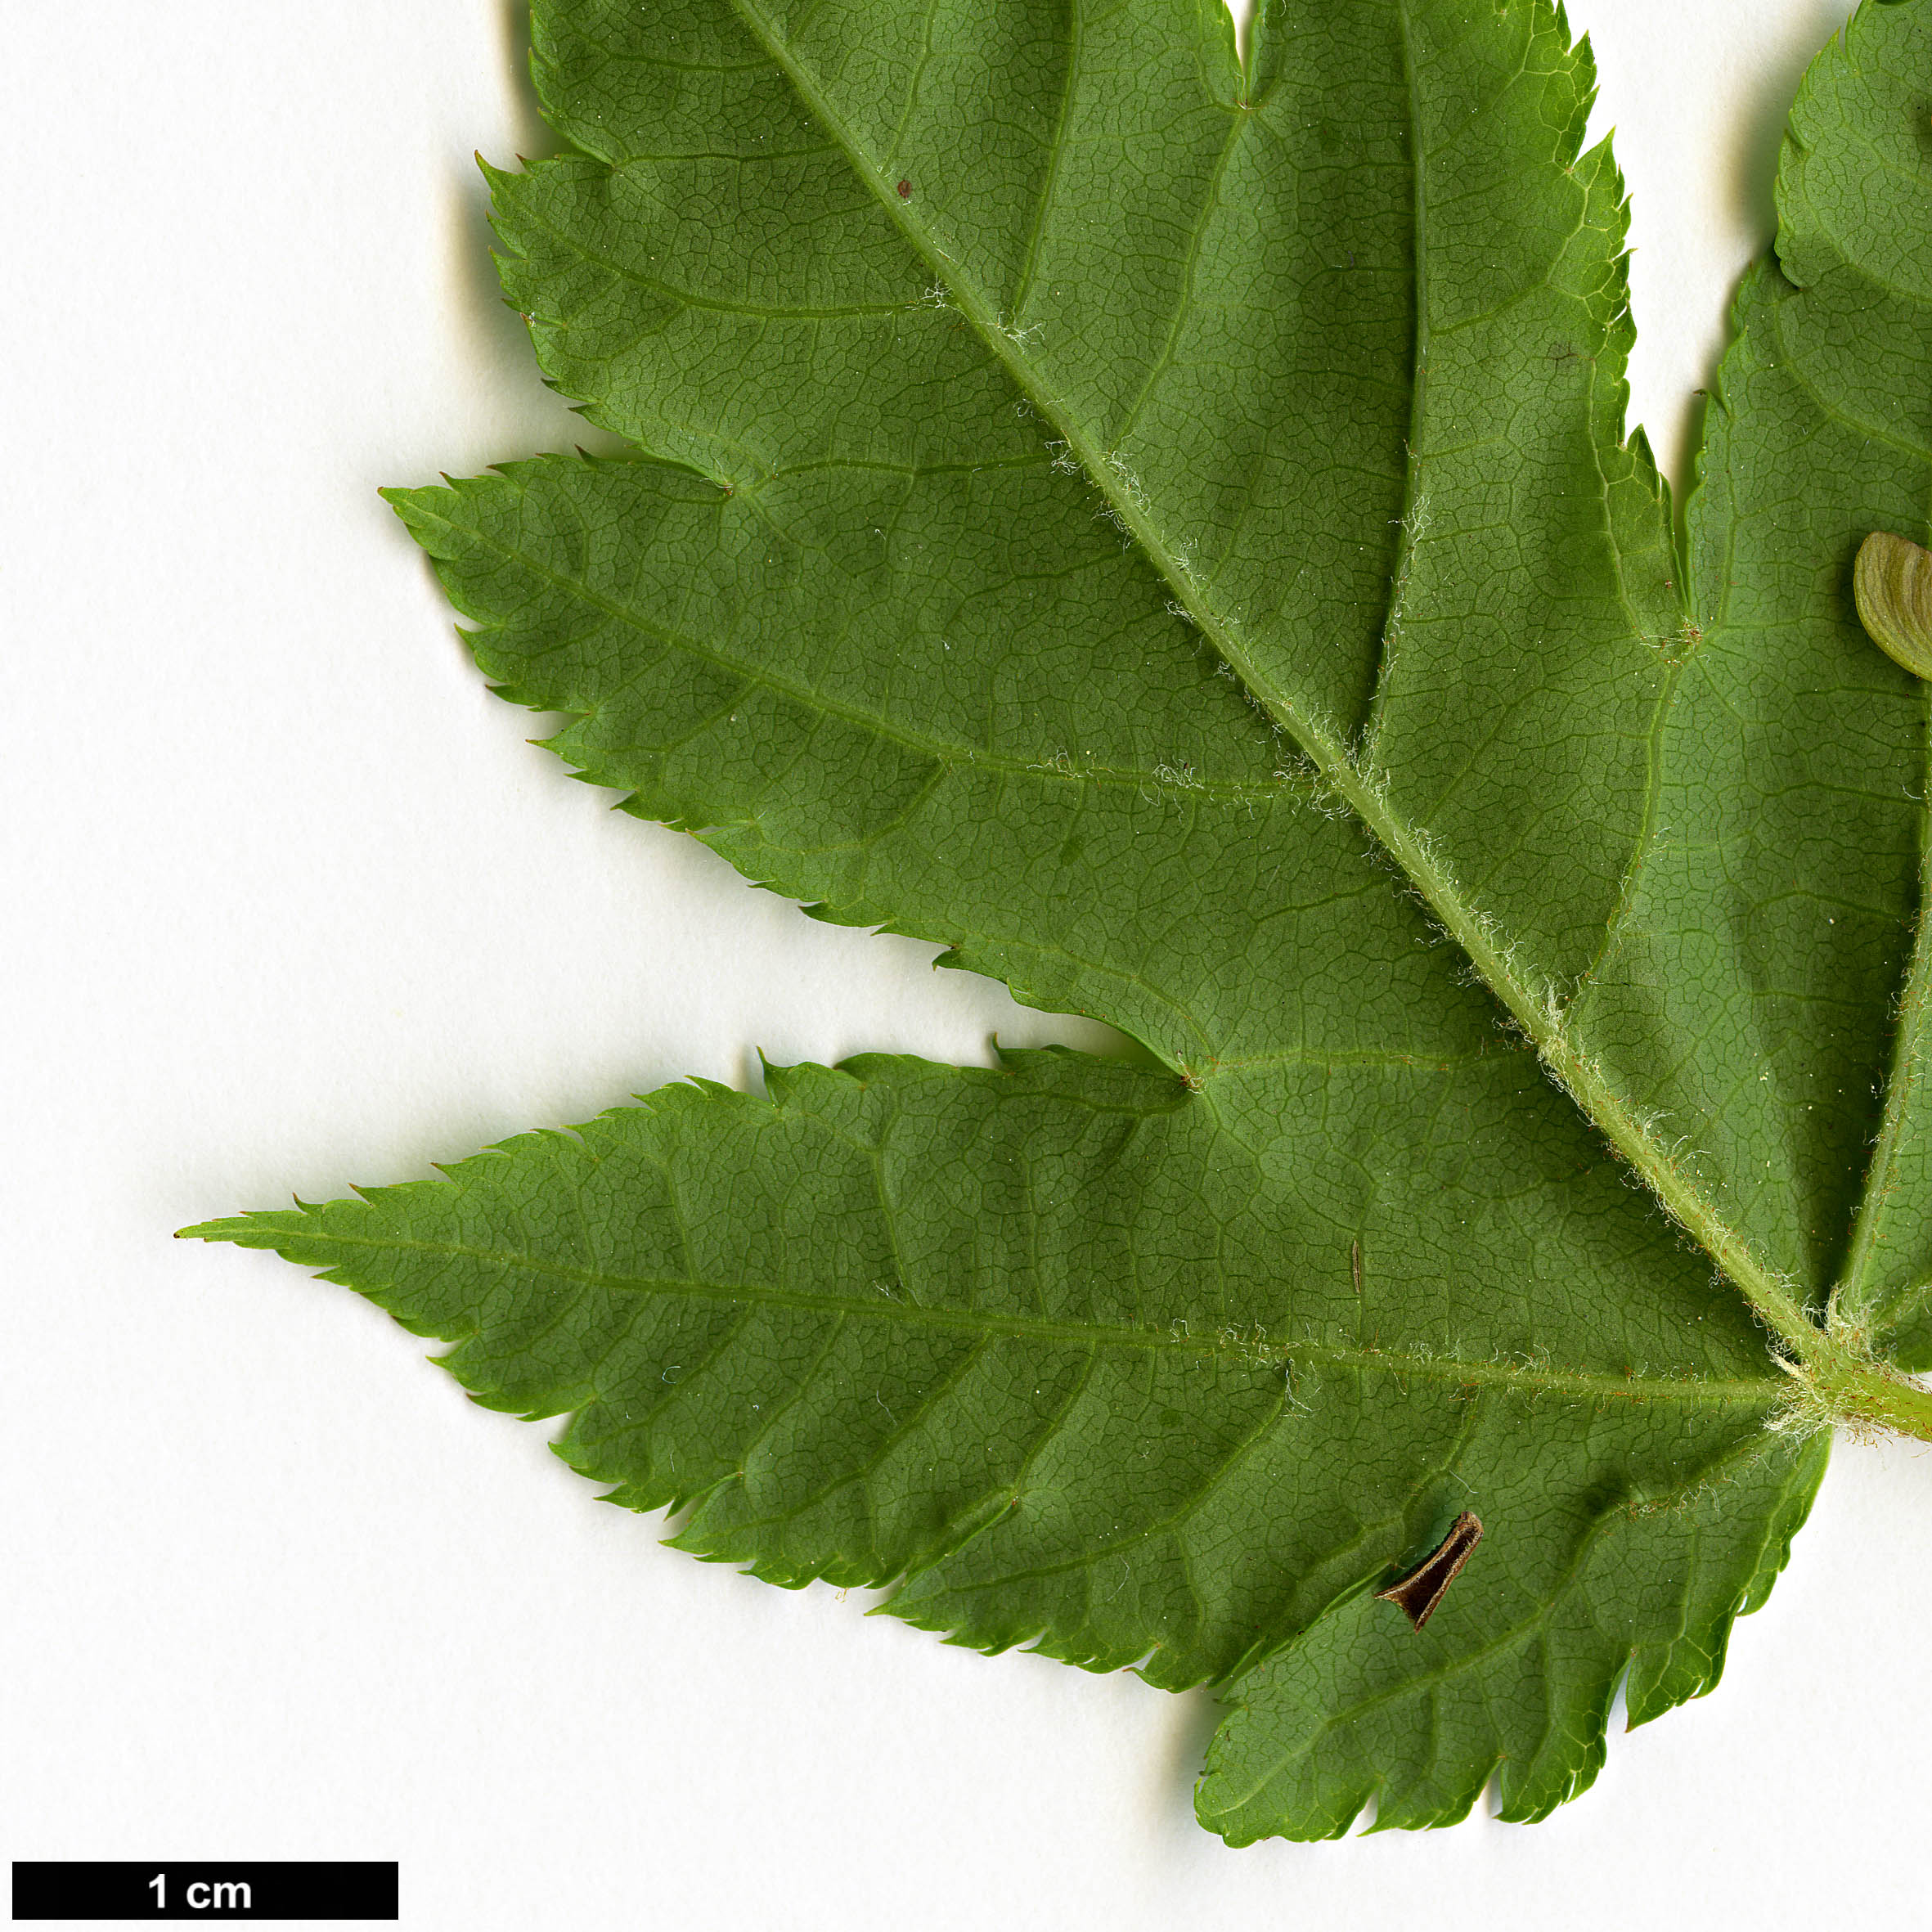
[896,178,912,199]
[1375,1511,1482,1631]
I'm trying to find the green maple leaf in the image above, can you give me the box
[182,0,1932,1838]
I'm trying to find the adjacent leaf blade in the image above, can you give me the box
[1567,0,1932,1314]
[1752,4,1932,1360]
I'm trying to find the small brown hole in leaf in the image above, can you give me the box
[1375,1510,1482,1631]
[897,178,912,199]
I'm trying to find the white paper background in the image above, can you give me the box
[7,2,1931,1925]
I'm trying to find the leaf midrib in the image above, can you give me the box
[718,0,1822,1359]
[212,1220,1784,1408]
[408,493,1298,806]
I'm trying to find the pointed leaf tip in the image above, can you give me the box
[1855,531,1932,679]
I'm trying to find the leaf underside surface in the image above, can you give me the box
[187,0,1932,1838]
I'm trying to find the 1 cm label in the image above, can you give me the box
[148,1873,250,1912]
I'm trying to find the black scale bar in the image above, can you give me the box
[11,1863,398,1921]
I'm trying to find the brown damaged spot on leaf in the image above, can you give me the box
[1375,1511,1483,1631]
